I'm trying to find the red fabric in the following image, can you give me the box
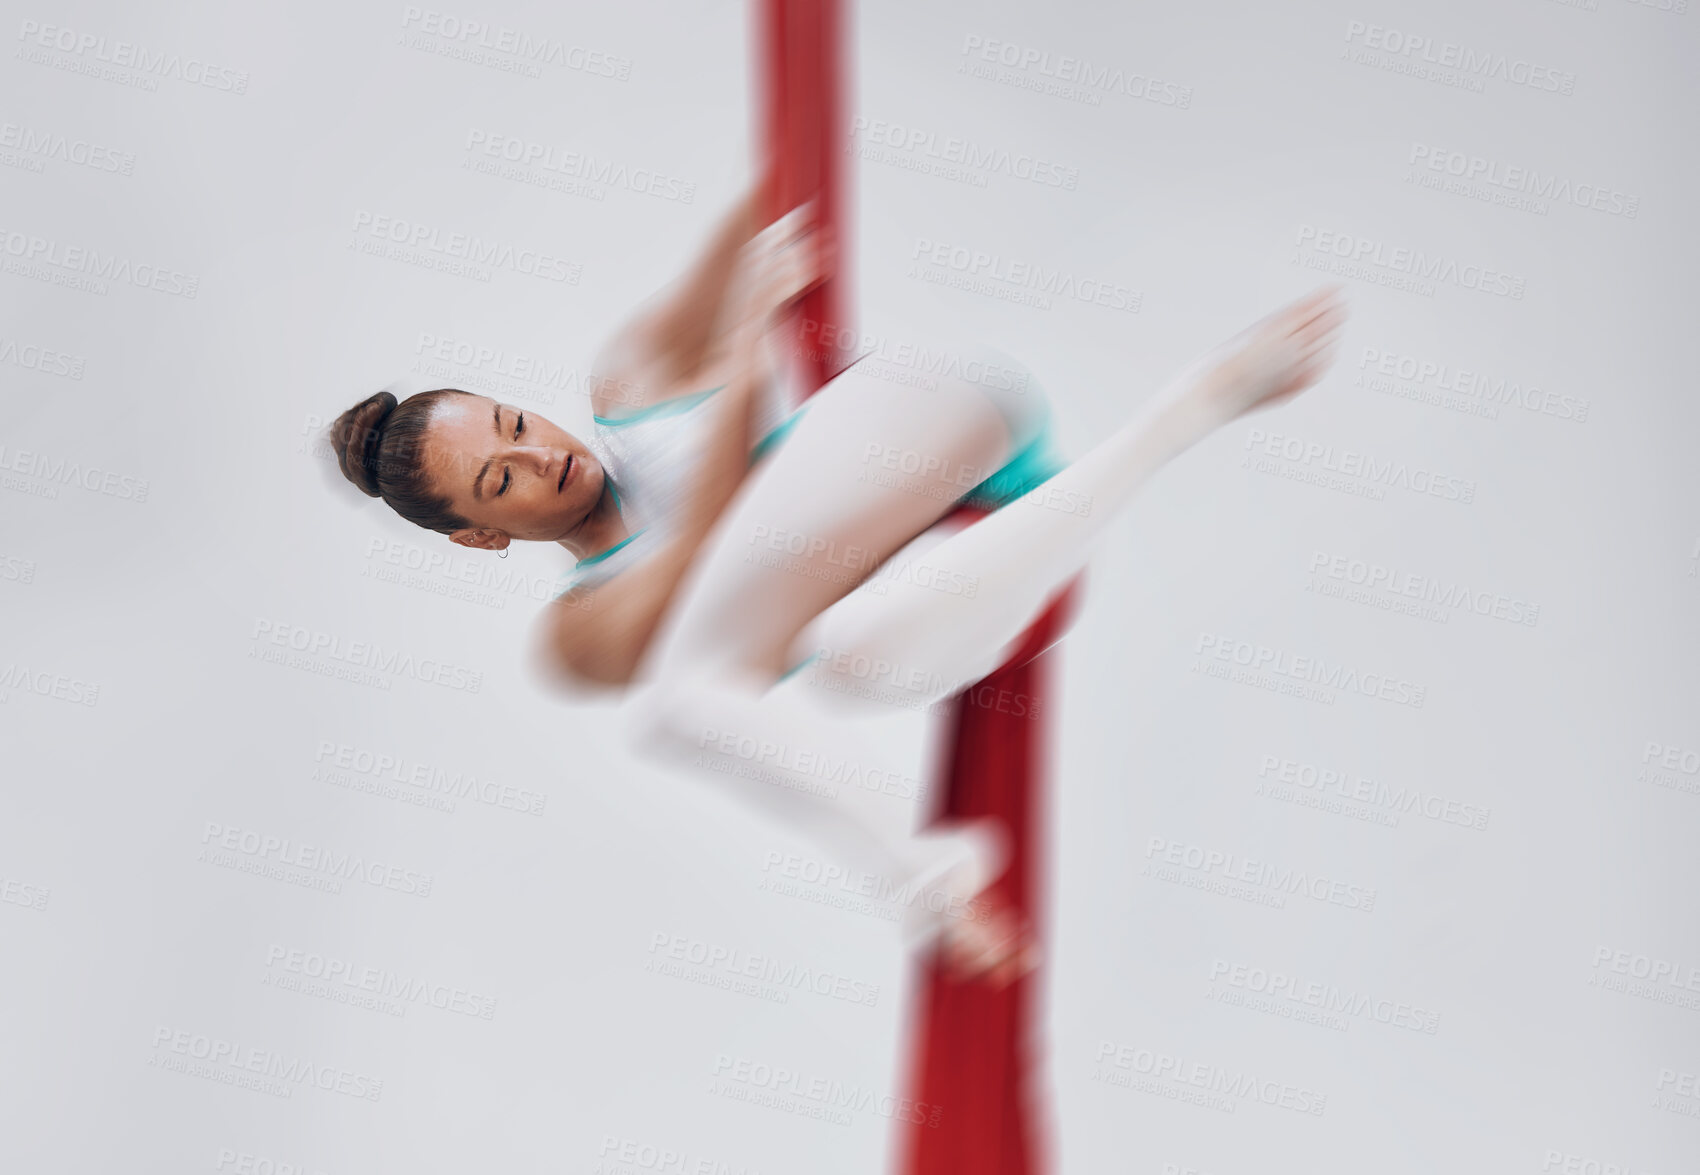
[756,7,1070,1171]
[896,547,1080,1175]
[756,0,851,391]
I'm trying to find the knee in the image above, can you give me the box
[951,343,1049,457]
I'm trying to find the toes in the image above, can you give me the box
[1290,298,1347,341]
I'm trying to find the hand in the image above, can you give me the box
[941,890,1041,988]
[729,202,832,326]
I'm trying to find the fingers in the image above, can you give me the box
[754,201,817,252]
[1284,286,1349,341]
[941,905,1040,988]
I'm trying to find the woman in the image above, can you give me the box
[330,188,1349,982]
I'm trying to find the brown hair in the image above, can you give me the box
[329,388,473,534]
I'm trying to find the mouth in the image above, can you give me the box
[557,454,573,494]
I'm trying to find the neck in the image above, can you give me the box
[556,477,629,561]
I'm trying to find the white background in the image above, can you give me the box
[1,1,1696,1172]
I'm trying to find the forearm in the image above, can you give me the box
[645,191,763,376]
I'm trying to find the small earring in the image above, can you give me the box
[497,547,509,559]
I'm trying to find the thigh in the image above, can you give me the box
[642,362,1012,682]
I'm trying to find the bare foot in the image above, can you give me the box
[901,822,1038,987]
[1175,285,1349,428]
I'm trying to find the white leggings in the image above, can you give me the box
[622,342,1221,939]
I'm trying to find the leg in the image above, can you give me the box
[628,287,1349,973]
[627,349,1045,965]
[640,343,1047,685]
[790,286,1350,714]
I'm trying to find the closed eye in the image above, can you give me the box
[515,412,525,439]
[498,468,511,496]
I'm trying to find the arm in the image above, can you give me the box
[588,190,765,415]
[544,290,790,687]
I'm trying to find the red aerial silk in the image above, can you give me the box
[895,559,1079,1175]
[756,0,851,389]
[756,4,1073,1171]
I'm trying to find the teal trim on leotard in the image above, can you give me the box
[575,528,647,568]
[750,404,810,466]
[777,649,823,682]
[594,385,726,427]
[961,420,1067,511]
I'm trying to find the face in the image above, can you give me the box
[421,394,606,547]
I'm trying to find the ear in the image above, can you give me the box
[450,528,511,552]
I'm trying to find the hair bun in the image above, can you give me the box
[330,391,398,497]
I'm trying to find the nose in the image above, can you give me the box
[515,445,562,477]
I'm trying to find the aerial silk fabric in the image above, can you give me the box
[756,2,1069,1171]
